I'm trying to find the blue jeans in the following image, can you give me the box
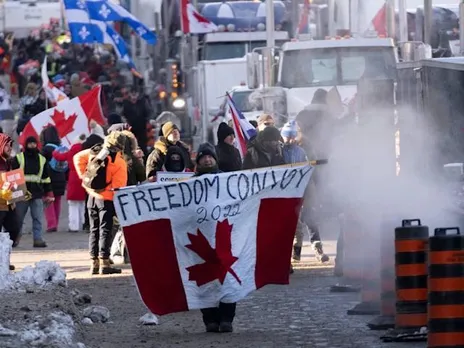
[16,199,44,241]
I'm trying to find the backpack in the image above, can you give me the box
[47,144,69,172]
[82,144,113,192]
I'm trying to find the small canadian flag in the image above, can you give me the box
[41,56,69,105]
[180,0,218,34]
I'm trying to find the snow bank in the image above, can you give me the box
[0,233,12,287]
[12,260,67,289]
[0,233,67,291]
[0,312,86,348]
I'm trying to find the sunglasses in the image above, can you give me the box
[264,122,274,126]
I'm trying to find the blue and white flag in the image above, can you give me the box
[86,0,157,44]
[63,0,140,74]
[63,0,102,43]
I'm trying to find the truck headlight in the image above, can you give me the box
[173,98,186,109]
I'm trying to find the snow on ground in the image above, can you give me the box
[0,233,86,347]
[0,233,66,290]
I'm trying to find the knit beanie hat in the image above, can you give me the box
[196,142,218,163]
[217,122,234,143]
[259,126,281,142]
[162,121,179,138]
[107,113,123,126]
[281,121,298,138]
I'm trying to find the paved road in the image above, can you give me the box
[10,228,426,348]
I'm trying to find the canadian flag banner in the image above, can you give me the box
[41,56,69,105]
[114,164,313,315]
[18,86,105,148]
[181,0,218,34]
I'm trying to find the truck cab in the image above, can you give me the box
[199,1,290,61]
[278,37,398,119]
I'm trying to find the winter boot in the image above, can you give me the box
[312,242,329,263]
[9,264,15,271]
[293,245,302,261]
[205,323,220,333]
[219,322,233,333]
[99,258,122,275]
[33,240,47,248]
[90,258,99,275]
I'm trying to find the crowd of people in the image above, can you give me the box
[0,23,335,336]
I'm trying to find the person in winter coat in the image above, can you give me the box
[81,121,105,232]
[12,136,53,248]
[0,134,21,268]
[193,143,235,333]
[40,126,67,232]
[280,121,329,264]
[162,146,192,172]
[52,134,87,232]
[243,126,285,170]
[215,122,242,173]
[74,131,128,275]
[146,122,192,181]
[122,88,150,156]
[121,130,145,186]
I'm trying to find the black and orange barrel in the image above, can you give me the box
[428,227,464,348]
[395,219,429,330]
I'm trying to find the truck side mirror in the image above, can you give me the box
[246,52,260,89]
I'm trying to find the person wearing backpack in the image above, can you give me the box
[40,126,68,232]
[52,134,87,232]
[74,131,128,275]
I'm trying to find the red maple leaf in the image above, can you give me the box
[185,219,241,287]
[45,109,77,140]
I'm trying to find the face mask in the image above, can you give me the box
[166,159,183,172]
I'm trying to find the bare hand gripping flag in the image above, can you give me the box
[114,164,312,315]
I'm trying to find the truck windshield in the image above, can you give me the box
[232,91,254,112]
[203,42,247,60]
[202,40,287,60]
[280,47,396,88]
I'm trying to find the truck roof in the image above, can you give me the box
[282,38,395,51]
[204,31,289,43]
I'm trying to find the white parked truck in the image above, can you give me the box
[248,35,398,121]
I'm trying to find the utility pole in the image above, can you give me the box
[385,0,396,38]
[349,0,359,35]
[327,0,335,36]
[398,0,408,42]
[423,0,433,45]
[460,0,464,55]
[265,0,275,87]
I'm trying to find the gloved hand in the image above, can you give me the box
[0,188,12,201]
[43,195,55,207]
[24,190,32,201]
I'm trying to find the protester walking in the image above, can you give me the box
[193,143,236,333]
[52,134,87,232]
[12,136,53,248]
[243,126,285,169]
[146,121,192,181]
[40,126,67,232]
[74,131,128,275]
[215,123,242,173]
[280,121,329,263]
[0,134,21,269]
